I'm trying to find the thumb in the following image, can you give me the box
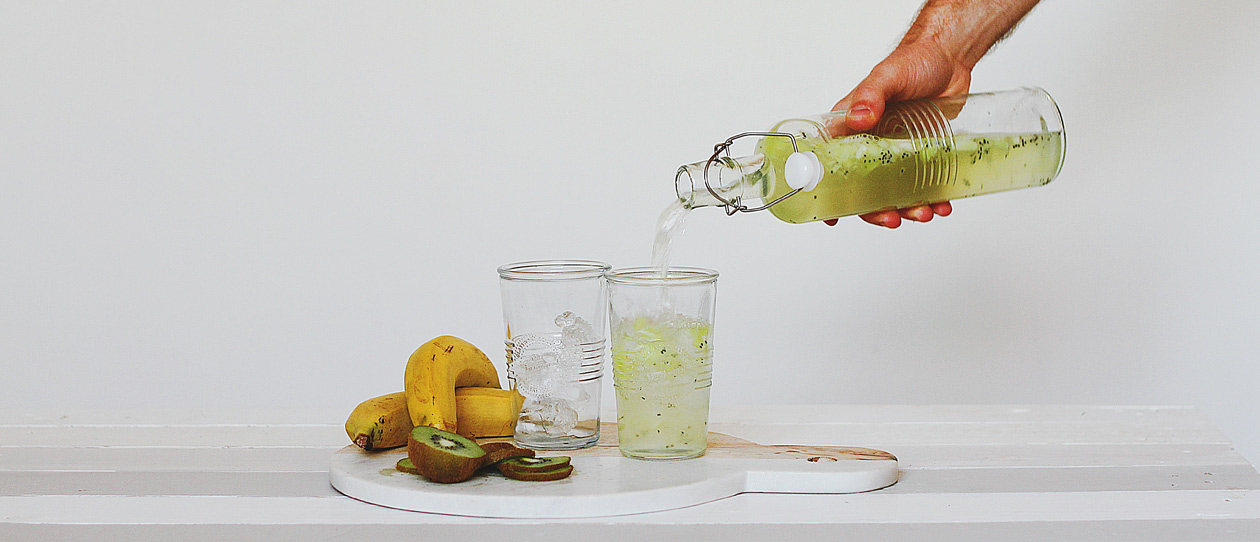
[833,58,916,134]
[842,86,885,132]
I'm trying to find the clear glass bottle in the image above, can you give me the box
[674,87,1066,223]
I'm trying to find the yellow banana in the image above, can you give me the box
[455,387,525,439]
[405,336,502,432]
[344,391,413,450]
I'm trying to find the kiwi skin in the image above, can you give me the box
[499,464,574,482]
[407,426,487,484]
[498,455,571,474]
[395,457,421,475]
[479,442,535,467]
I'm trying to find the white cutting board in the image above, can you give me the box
[329,425,898,518]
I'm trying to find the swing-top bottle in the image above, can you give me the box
[674,87,1066,223]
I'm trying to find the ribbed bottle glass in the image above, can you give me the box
[674,87,1065,223]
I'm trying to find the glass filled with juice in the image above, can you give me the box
[606,267,717,460]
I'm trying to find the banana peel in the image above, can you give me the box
[404,336,502,433]
[345,391,412,451]
[455,387,525,439]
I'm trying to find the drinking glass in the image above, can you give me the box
[498,260,610,450]
[606,267,718,460]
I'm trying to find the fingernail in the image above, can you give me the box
[849,105,872,119]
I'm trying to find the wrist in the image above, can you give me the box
[901,0,1039,69]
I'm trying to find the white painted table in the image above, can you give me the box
[3,405,1259,540]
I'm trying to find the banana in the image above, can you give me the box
[344,391,413,450]
[404,336,502,432]
[454,387,525,439]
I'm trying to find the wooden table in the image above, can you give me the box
[3,405,1259,540]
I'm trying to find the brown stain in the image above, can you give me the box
[474,423,897,462]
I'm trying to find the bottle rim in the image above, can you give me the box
[497,259,611,281]
[604,266,719,286]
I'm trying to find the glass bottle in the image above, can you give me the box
[674,87,1066,224]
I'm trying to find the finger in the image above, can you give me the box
[860,210,902,229]
[824,218,839,226]
[899,205,935,223]
[839,67,908,134]
[831,80,891,136]
[931,201,952,217]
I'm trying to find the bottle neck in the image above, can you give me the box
[674,153,769,210]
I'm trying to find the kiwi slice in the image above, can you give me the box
[407,426,487,483]
[479,442,535,467]
[497,455,571,475]
[395,457,420,475]
[499,463,574,482]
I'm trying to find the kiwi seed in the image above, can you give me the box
[499,463,574,482]
[498,455,571,474]
[406,426,487,484]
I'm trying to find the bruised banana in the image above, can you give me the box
[405,336,501,433]
[345,391,412,451]
[454,387,525,439]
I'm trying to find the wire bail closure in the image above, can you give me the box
[703,131,805,216]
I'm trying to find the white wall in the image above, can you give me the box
[3,1,1258,463]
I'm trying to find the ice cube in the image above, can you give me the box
[519,397,579,436]
[556,311,598,346]
[554,311,578,329]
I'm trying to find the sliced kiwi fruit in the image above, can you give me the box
[479,441,535,467]
[395,457,420,475]
[498,455,571,473]
[499,463,574,482]
[407,426,487,483]
[496,455,573,481]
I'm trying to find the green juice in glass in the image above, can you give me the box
[611,314,713,460]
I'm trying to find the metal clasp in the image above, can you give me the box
[703,131,804,216]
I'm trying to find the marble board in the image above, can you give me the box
[329,427,898,518]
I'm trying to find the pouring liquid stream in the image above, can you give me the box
[649,199,691,310]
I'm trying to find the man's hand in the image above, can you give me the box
[830,0,1040,229]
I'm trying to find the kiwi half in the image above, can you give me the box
[479,442,535,466]
[395,457,420,475]
[407,426,487,483]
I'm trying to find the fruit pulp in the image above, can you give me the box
[755,130,1064,223]
[611,314,713,460]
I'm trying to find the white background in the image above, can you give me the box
[3,1,1258,464]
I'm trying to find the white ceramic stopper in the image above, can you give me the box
[784,151,823,192]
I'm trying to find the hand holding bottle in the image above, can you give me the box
[829,0,1041,229]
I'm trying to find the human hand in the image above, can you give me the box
[825,0,1040,229]
[827,41,971,229]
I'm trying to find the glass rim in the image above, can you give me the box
[604,266,719,286]
[497,259,611,281]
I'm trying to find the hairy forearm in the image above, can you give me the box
[901,0,1041,68]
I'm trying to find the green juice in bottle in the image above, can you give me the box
[674,87,1066,223]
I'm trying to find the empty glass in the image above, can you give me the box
[498,260,610,450]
